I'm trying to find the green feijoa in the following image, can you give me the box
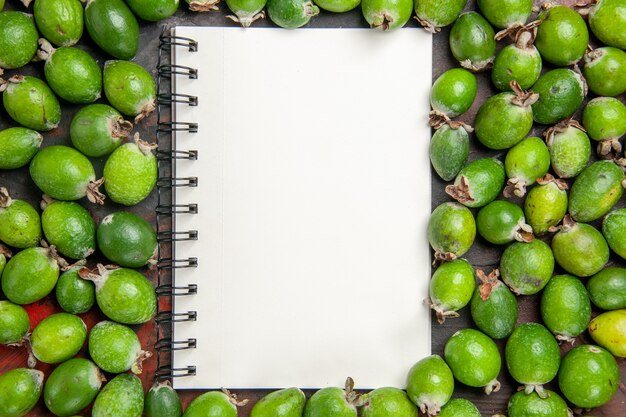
[0,12,38,69]
[551,216,609,278]
[0,187,41,249]
[97,211,157,267]
[146,381,183,417]
[438,398,480,417]
[428,259,475,324]
[406,355,454,416]
[362,387,416,417]
[429,123,470,181]
[44,358,103,417]
[267,0,319,29]
[39,41,101,104]
[103,135,158,206]
[505,323,560,396]
[312,0,357,14]
[414,0,466,32]
[474,86,536,150]
[558,344,619,408]
[0,300,29,345]
[1,75,62,131]
[588,267,626,310]
[89,320,152,374]
[603,209,626,260]
[0,128,43,170]
[471,269,518,339]
[81,264,156,324]
[2,246,61,305]
[30,145,105,204]
[304,378,365,417]
[30,312,87,365]
[444,328,501,394]
[589,309,626,357]
[477,200,533,245]
[544,119,591,179]
[70,104,131,157]
[507,390,570,417]
[85,0,139,60]
[103,60,156,123]
[125,0,179,21]
[225,0,267,26]
[449,12,496,72]
[535,4,588,66]
[531,68,585,125]
[491,31,542,91]
[569,160,625,223]
[583,47,626,97]
[588,0,626,50]
[427,202,476,261]
[42,199,96,260]
[500,239,554,295]
[430,68,477,118]
[186,0,219,11]
[56,267,96,314]
[33,0,83,47]
[503,137,550,198]
[361,0,412,31]
[183,390,243,417]
[582,97,626,156]
[251,387,305,417]
[92,373,144,417]
[477,0,532,29]
[445,158,505,208]
[541,274,591,342]
[0,368,44,417]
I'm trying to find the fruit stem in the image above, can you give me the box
[413,15,440,33]
[188,0,220,12]
[47,245,69,270]
[225,11,266,27]
[131,350,154,374]
[555,334,576,345]
[135,100,157,124]
[36,38,55,62]
[0,187,12,208]
[78,264,111,289]
[503,177,527,198]
[303,1,320,18]
[221,388,249,407]
[428,299,460,324]
[87,178,106,205]
[460,57,493,72]
[110,117,133,139]
[597,138,622,157]
[510,81,539,107]
[484,378,501,395]
[134,132,159,156]
[0,242,12,259]
[371,12,394,31]
[477,269,500,300]
[419,399,442,416]
[536,173,568,190]
[39,194,56,211]
[23,334,38,368]
[445,175,475,205]
[514,222,534,243]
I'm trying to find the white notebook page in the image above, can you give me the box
[171,26,432,389]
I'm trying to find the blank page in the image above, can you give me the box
[171,26,432,389]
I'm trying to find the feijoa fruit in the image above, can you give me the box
[500,239,554,295]
[0,128,43,170]
[427,202,476,261]
[0,187,41,249]
[30,312,87,365]
[428,258,475,323]
[70,104,132,158]
[540,274,591,342]
[406,355,454,416]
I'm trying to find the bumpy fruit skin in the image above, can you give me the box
[70,104,130,157]
[104,141,158,205]
[56,268,96,314]
[125,0,179,21]
[427,202,476,260]
[31,312,87,364]
[2,247,59,305]
[406,355,454,416]
[43,358,103,417]
[477,200,530,245]
[552,219,608,278]
[2,76,62,131]
[414,0,467,31]
[183,391,237,417]
[313,0,358,13]
[88,320,147,374]
[603,209,626,260]
[85,0,139,60]
[0,12,38,69]
[446,158,505,208]
[429,124,469,181]
[558,344,619,408]
[225,0,268,26]
[545,122,591,179]
[504,137,550,197]
[507,390,570,417]
[92,374,144,417]
[589,0,626,50]
[582,97,626,145]
[103,60,156,121]
[569,160,624,223]
[430,68,477,117]
[145,381,183,417]
[476,0,532,29]
[429,259,475,323]
[42,201,96,260]
[471,276,518,339]
[0,368,44,417]
[33,0,83,46]
[541,275,591,341]
[0,196,42,249]
[97,211,157,267]
[535,4,588,66]
[361,387,416,417]
[43,46,102,104]
[583,47,626,97]
[251,387,305,417]
[449,12,496,72]
[531,69,585,125]
[0,300,30,345]
[500,239,554,295]
[267,0,319,28]
[588,267,626,310]
[474,93,533,150]
[438,398,480,417]
[491,43,542,91]
[361,0,413,31]
[589,310,626,357]
[0,128,43,170]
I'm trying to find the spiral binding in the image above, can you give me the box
[155,30,200,382]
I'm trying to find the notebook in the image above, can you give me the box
[158,26,433,390]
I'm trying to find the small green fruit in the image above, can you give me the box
[0,300,30,345]
[103,60,156,123]
[535,4,589,66]
[0,187,41,249]
[583,47,626,97]
[30,312,87,365]
[503,136,550,197]
[88,320,152,374]
[1,75,62,131]
[0,368,44,417]
[70,104,132,158]
[125,0,179,21]
[0,128,43,170]
[477,0,532,29]
[587,267,626,310]
[428,259,475,323]
[0,12,38,69]
[430,68,477,118]
[226,0,267,26]
[588,309,626,357]
[588,0,626,50]
[85,0,139,60]
[541,274,591,342]
[42,199,96,260]
[552,216,609,278]
[429,123,470,182]
[471,269,518,339]
[56,267,96,314]
[267,0,319,28]
[603,209,626,260]
[544,119,591,179]
[414,0,466,32]
[500,239,554,295]
[427,202,476,261]
[445,158,505,208]
[145,381,183,417]
[43,358,103,417]
[438,398,481,417]
[361,0,413,31]
[251,387,305,417]
[523,174,568,236]
[97,211,157,268]
[491,28,541,91]
[507,390,570,417]
[362,387,417,417]
[569,160,625,223]
[92,374,144,417]
[531,68,585,125]
[183,390,242,417]
[582,97,626,156]
[406,355,454,416]
[33,0,83,47]
[477,200,533,245]
[2,246,61,305]
[449,12,496,72]
[304,378,365,417]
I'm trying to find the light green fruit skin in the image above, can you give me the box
[552,221,609,278]
[2,247,59,304]
[500,239,554,295]
[505,137,550,189]
[44,47,102,104]
[42,201,96,260]
[251,387,305,417]
[439,398,480,417]
[476,0,532,29]
[541,275,591,339]
[603,209,626,260]
[103,60,156,118]
[507,390,570,417]
[31,312,87,364]
[535,5,589,66]
[531,69,585,125]
[444,328,501,388]
[0,300,30,344]
[361,0,412,31]
[414,0,466,29]
[588,267,626,310]
[97,211,157,267]
[33,0,83,47]
[125,0,179,21]
[589,309,626,357]
[145,382,183,417]
[583,47,626,97]
[505,323,560,386]
[104,142,158,206]
[558,344,619,408]
[362,387,416,417]
[449,12,496,71]
[304,387,355,417]
[43,358,103,417]
[267,0,319,29]
[226,0,268,24]
[0,12,38,69]
[0,0,3,9]
[450,158,505,208]
[70,104,128,157]
[569,160,625,223]
[0,368,44,417]
[95,268,157,324]
[430,125,469,182]
[0,254,5,276]
[0,199,42,249]
[313,0,358,13]
[56,268,96,314]
[582,97,626,142]
[88,320,142,373]
[92,374,144,417]
[491,44,542,91]
[183,391,237,417]
[406,355,454,415]
[427,202,476,258]
[3,76,62,131]
[430,68,477,117]
[477,200,527,245]
[470,280,518,339]
[0,128,43,170]
[474,93,533,150]
[429,259,475,313]
[546,124,591,179]
[85,0,139,60]
[589,0,626,50]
